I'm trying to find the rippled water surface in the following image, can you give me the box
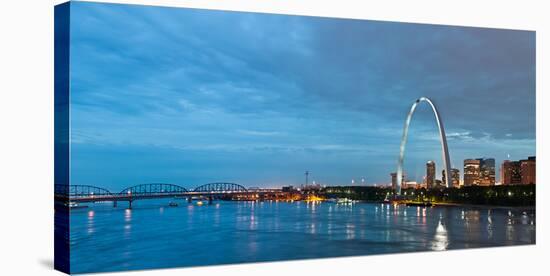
[69,200,535,273]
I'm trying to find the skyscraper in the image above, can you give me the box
[478,158,495,186]
[443,168,460,188]
[464,159,481,186]
[501,160,522,185]
[426,161,436,189]
[520,156,536,185]
[390,172,405,190]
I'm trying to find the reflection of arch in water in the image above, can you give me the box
[397,97,451,194]
[431,217,449,251]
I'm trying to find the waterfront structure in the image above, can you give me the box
[478,158,496,186]
[397,97,452,194]
[463,159,481,186]
[520,156,536,185]
[442,168,460,188]
[55,182,251,208]
[426,161,436,189]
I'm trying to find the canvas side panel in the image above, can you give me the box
[54,2,71,274]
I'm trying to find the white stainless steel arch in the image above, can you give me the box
[396,97,451,195]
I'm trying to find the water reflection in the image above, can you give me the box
[124,209,132,238]
[249,214,257,230]
[521,212,529,225]
[506,219,515,241]
[487,210,493,239]
[345,223,355,240]
[69,200,535,274]
[431,218,449,251]
[124,209,132,222]
[462,210,481,243]
[87,210,95,235]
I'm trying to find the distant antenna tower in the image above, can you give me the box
[305,170,309,186]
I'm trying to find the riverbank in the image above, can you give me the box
[322,184,536,207]
[430,202,536,211]
[350,199,535,211]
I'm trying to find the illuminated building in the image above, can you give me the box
[478,158,495,186]
[426,161,436,189]
[463,159,480,186]
[501,156,536,185]
[402,181,418,189]
[442,168,460,188]
[501,160,522,185]
[520,156,536,185]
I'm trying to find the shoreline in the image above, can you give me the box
[430,202,536,211]
[351,200,535,211]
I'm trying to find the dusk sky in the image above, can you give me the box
[69,2,535,191]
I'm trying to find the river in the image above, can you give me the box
[68,199,535,273]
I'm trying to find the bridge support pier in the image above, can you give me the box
[187,197,192,203]
[113,201,117,208]
[208,196,213,205]
[128,200,133,209]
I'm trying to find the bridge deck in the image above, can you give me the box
[55,191,280,203]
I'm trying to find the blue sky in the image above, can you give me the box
[68,2,535,190]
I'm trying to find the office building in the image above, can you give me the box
[520,156,536,185]
[501,160,522,185]
[478,158,496,186]
[426,161,436,189]
[443,168,460,188]
[463,159,481,186]
[390,172,406,191]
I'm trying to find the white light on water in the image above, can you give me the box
[431,219,449,251]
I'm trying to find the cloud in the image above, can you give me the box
[446,131,473,141]
[68,2,536,188]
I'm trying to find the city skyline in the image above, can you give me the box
[393,155,535,189]
[54,3,537,274]
[69,2,535,190]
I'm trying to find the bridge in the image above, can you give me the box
[54,182,263,208]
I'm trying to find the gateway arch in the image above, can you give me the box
[396,97,451,195]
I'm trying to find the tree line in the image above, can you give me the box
[320,184,535,206]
